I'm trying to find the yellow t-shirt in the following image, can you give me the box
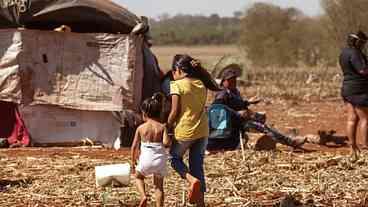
[170,78,209,141]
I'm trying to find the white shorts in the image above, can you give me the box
[136,142,168,177]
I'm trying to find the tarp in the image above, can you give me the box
[0,0,139,33]
[21,105,119,146]
[0,30,22,103]
[0,29,146,111]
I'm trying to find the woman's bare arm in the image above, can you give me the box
[167,94,180,130]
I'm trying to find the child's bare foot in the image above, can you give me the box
[139,196,147,207]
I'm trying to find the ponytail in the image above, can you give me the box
[140,92,165,119]
[172,54,221,91]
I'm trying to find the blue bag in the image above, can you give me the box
[208,104,241,139]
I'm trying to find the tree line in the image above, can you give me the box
[150,13,241,45]
[151,0,368,67]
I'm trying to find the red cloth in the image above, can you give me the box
[0,101,30,147]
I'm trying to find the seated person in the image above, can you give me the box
[207,67,306,151]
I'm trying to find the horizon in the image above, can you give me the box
[113,0,323,18]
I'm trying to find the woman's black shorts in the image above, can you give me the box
[343,94,368,107]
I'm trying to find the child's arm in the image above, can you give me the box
[162,125,172,148]
[130,126,141,173]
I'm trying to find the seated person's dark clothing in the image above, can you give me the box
[213,88,249,111]
[208,88,296,151]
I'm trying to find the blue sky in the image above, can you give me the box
[113,0,323,18]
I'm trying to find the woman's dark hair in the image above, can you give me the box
[348,30,368,48]
[140,92,165,119]
[172,54,197,76]
[171,54,221,91]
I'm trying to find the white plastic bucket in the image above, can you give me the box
[95,163,131,187]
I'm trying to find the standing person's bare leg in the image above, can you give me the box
[355,106,368,148]
[153,175,164,207]
[135,173,148,207]
[346,103,359,159]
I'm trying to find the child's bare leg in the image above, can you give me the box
[153,175,164,207]
[135,172,147,207]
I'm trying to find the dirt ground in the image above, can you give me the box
[1,99,352,159]
[251,99,351,152]
[2,100,366,207]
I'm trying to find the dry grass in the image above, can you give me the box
[1,147,368,206]
[153,45,341,100]
[152,45,240,71]
[241,66,341,101]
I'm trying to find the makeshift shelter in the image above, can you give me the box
[0,0,162,147]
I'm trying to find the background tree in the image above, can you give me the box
[321,0,368,46]
[239,3,305,67]
[239,3,336,67]
[320,0,368,66]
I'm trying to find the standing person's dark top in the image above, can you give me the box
[340,45,368,100]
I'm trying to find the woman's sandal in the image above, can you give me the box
[188,180,201,204]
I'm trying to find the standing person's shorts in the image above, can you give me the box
[342,94,368,107]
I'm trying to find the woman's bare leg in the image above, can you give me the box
[346,103,359,158]
[355,106,368,148]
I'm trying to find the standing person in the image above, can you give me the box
[207,66,306,151]
[131,93,170,207]
[339,31,368,160]
[167,54,219,207]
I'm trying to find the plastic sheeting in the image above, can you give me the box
[0,30,22,103]
[0,29,146,111]
[21,105,120,146]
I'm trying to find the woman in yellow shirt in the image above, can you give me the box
[167,54,219,206]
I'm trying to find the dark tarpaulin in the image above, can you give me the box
[142,46,163,101]
[0,0,139,33]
